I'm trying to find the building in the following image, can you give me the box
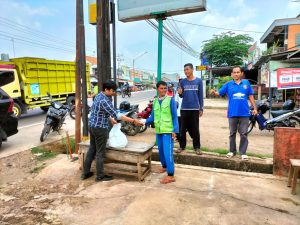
[161,73,180,82]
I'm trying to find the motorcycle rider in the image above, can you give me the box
[210,66,257,161]
[81,80,143,182]
[124,82,130,94]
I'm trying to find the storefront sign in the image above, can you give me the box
[277,68,300,89]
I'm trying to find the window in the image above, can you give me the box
[0,71,14,87]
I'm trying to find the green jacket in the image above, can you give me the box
[153,97,173,134]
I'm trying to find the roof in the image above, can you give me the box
[86,56,97,65]
[260,17,300,43]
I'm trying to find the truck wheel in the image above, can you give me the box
[66,96,75,106]
[13,102,22,118]
[40,106,49,112]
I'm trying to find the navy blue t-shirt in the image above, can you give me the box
[180,77,204,111]
[219,79,254,118]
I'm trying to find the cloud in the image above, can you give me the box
[10,1,54,16]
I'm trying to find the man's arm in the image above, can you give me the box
[198,80,204,116]
[145,107,154,124]
[248,95,258,115]
[170,98,179,139]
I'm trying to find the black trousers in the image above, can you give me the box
[180,110,200,150]
[83,127,108,178]
[176,116,181,141]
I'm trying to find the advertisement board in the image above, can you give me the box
[118,0,206,22]
[277,68,300,89]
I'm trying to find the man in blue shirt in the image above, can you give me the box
[210,66,257,160]
[81,80,142,182]
[177,63,204,155]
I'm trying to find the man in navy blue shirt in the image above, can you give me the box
[210,66,257,160]
[177,63,204,155]
[81,80,142,182]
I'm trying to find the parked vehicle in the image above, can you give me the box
[121,87,131,98]
[40,93,70,142]
[247,100,300,134]
[0,71,18,148]
[270,99,300,119]
[137,99,153,133]
[0,57,90,118]
[117,101,140,136]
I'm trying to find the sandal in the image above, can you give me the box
[160,176,176,184]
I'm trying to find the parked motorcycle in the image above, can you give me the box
[121,87,131,98]
[247,100,300,134]
[40,93,70,142]
[270,99,300,119]
[117,101,140,136]
[137,100,153,133]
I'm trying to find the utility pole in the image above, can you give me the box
[11,38,16,58]
[111,0,117,108]
[97,0,111,92]
[75,0,82,153]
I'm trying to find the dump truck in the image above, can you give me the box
[0,57,90,118]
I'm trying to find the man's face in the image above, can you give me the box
[105,88,116,96]
[231,67,243,81]
[157,85,167,96]
[184,66,193,78]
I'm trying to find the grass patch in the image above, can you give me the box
[174,145,272,159]
[31,147,58,161]
[61,137,76,154]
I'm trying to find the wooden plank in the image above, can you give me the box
[291,168,299,195]
[290,159,300,167]
[287,164,294,187]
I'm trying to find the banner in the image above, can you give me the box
[277,68,300,89]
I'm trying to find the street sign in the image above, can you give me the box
[89,0,97,24]
[196,65,207,71]
[117,0,206,22]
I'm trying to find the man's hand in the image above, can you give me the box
[177,87,183,95]
[252,109,258,115]
[110,118,118,125]
[133,119,144,126]
[199,111,203,117]
[172,132,176,140]
[209,89,216,96]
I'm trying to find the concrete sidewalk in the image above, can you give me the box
[3,156,298,225]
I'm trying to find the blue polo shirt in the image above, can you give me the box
[219,79,254,118]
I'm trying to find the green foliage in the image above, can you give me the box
[31,147,58,161]
[61,137,76,154]
[202,32,254,66]
[216,76,232,89]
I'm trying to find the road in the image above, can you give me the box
[0,90,155,158]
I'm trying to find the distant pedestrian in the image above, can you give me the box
[210,66,257,160]
[143,81,179,184]
[167,83,175,97]
[176,63,204,155]
[295,89,300,109]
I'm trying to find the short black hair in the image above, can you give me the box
[184,63,193,69]
[103,80,117,91]
[156,81,167,88]
[232,66,244,73]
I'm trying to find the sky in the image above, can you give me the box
[0,0,299,77]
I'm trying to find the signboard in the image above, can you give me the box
[277,68,300,89]
[196,65,207,71]
[118,0,206,22]
[89,0,97,24]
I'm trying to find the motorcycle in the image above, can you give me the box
[137,100,153,133]
[117,101,140,136]
[40,93,70,142]
[270,99,300,119]
[121,87,131,98]
[247,100,300,134]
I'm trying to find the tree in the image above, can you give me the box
[202,32,254,67]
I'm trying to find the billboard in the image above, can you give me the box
[118,0,206,22]
[277,68,300,89]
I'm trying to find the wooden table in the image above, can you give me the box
[287,159,300,195]
[79,141,154,182]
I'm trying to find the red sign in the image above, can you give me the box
[277,68,300,89]
[0,64,15,69]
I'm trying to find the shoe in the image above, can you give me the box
[175,148,185,154]
[241,155,248,161]
[159,167,166,173]
[81,172,94,180]
[195,149,202,155]
[226,152,235,158]
[95,175,113,182]
[160,176,176,184]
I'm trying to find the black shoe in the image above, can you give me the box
[95,175,113,182]
[81,172,94,180]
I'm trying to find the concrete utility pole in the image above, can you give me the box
[97,0,111,93]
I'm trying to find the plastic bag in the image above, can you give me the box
[108,123,128,148]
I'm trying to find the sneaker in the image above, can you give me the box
[226,152,235,158]
[195,149,202,155]
[81,172,94,180]
[95,175,113,182]
[175,148,185,154]
[241,155,248,161]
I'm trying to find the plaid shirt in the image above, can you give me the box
[89,92,117,128]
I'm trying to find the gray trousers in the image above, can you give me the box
[228,117,249,155]
[83,127,108,178]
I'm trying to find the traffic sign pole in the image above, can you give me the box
[157,17,163,82]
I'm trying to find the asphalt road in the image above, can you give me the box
[0,90,155,158]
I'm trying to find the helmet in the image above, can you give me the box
[282,99,295,110]
[119,101,130,111]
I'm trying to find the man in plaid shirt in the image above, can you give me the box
[81,80,142,182]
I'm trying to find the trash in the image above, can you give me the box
[108,123,128,148]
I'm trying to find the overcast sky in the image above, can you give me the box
[0,0,299,77]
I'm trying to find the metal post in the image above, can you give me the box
[157,17,163,81]
[78,0,88,141]
[96,0,103,92]
[111,0,117,108]
[75,0,82,154]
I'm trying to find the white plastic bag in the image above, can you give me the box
[108,123,128,148]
